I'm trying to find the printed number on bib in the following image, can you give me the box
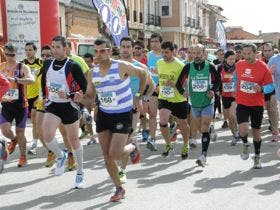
[160,86,174,98]
[192,80,208,92]
[99,92,118,107]
[48,82,65,98]
[2,89,19,100]
[240,80,256,94]
[223,82,234,92]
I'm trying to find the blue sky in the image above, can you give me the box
[209,0,278,35]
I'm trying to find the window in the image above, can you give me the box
[139,12,143,23]
[161,1,171,17]
[162,6,169,16]
[133,10,137,22]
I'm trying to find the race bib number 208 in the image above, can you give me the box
[240,80,256,94]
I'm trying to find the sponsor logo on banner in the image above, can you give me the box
[92,0,128,46]
[216,20,227,52]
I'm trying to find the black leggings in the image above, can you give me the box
[213,93,222,118]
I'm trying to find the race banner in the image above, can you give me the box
[5,0,41,60]
[92,0,128,46]
[216,20,227,51]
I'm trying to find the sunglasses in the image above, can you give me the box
[134,47,142,50]
[5,53,16,57]
[94,48,110,54]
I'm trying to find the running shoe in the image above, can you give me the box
[55,150,68,176]
[28,143,37,155]
[189,138,197,149]
[241,143,250,160]
[196,154,206,167]
[119,170,127,184]
[130,141,141,164]
[45,152,56,168]
[8,138,17,154]
[74,173,84,189]
[87,137,97,145]
[161,143,174,157]
[79,130,89,139]
[68,154,76,171]
[146,138,157,151]
[17,155,27,167]
[253,155,262,169]
[181,144,189,160]
[141,130,149,142]
[110,187,125,202]
[231,135,240,146]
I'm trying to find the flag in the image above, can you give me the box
[216,20,227,51]
[92,0,128,46]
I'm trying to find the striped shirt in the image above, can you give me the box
[92,61,133,114]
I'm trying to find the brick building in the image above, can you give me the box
[258,32,280,48]
[60,0,100,38]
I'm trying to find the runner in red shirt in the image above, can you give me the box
[235,44,273,169]
[218,50,239,145]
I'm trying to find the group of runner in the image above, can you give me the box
[0,33,280,202]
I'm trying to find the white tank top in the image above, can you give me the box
[46,58,70,103]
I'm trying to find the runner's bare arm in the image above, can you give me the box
[119,61,148,95]
[15,64,35,84]
[82,69,96,106]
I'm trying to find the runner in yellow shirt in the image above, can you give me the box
[21,42,43,155]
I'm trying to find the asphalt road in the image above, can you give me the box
[0,116,280,210]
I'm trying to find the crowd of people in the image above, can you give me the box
[0,33,280,202]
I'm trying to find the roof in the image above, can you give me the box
[71,0,95,8]
[59,0,95,9]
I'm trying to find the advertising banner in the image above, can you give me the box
[92,0,128,46]
[6,0,40,60]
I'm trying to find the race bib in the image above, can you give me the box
[223,82,234,92]
[240,80,256,93]
[98,92,118,107]
[48,82,65,98]
[2,89,19,100]
[192,80,208,92]
[160,86,174,98]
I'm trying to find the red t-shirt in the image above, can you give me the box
[140,56,147,66]
[235,60,273,106]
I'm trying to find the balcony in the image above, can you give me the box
[196,20,200,29]
[146,14,161,27]
[184,17,191,27]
